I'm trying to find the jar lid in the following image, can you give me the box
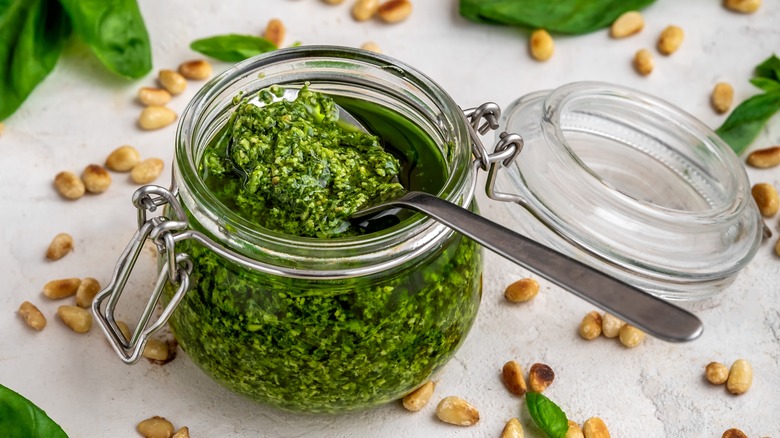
[495,82,763,300]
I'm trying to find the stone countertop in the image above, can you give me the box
[1,1,779,436]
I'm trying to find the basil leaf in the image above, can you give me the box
[0,0,70,121]
[750,77,780,93]
[56,0,152,79]
[191,34,278,62]
[526,392,568,438]
[459,0,656,35]
[0,384,69,437]
[754,54,780,82]
[716,92,780,155]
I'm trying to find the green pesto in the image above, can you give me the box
[201,85,405,238]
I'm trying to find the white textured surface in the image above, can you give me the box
[1,1,779,436]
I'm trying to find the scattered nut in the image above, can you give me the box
[105,145,141,172]
[158,69,187,95]
[54,171,86,200]
[722,428,748,438]
[529,29,554,62]
[139,106,177,130]
[143,338,172,362]
[705,361,730,385]
[724,0,761,13]
[43,278,81,299]
[57,305,92,333]
[75,277,101,308]
[601,313,625,338]
[402,380,435,411]
[352,0,379,21]
[726,359,753,395]
[501,360,528,396]
[657,25,684,55]
[633,49,654,76]
[172,427,190,438]
[579,311,602,340]
[618,324,645,348]
[360,41,382,53]
[263,19,286,47]
[435,396,480,427]
[528,363,555,393]
[0,122,4,136]
[504,278,540,302]
[137,87,172,106]
[178,60,212,80]
[775,237,780,257]
[323,0,346,3]
[81,164,111,193]
[116,320,132,340]
[131,158,165,184]
[751,183,779,217]
[566,420,585,438]
[501,418,524,438]
[137,416,175,438]
[377,0,412,23]
[582,417,610,438]
[610,11,644,38]
[746,146,780,168]
[46,233,73,261]
[711,82,734,114]
[18,301,46,331]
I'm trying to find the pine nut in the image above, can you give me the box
[352,0,379,21]
[360,41,382,53]
[529,29,554,62]
[711,82,734,114]
[105,145,141,172]
[402,380,435,411]
[138,87,172,106]
[746,146,780,168]
[18,301,47,331]
[75,277,101,308]
[137,416,175,438]
[657,25,684,55]
[323,0,345,4]
[528,363,555,393]
[601,312,625,338]
[263,19,286,47]
[43,278,81,299]
[54,171,85,200]
[0,122,4,136]
[158,69,187,95]
[501,360,528,396]
[131,158,165,184]
[57,305,92,333]
[579,311,602,340]
[724,0,761,13]
[722,428,748,438]
[582,417,610,438]
[501,418,524,438]
[751,183,779,217]
[505,278,540,302]
[178,60,213,80]
[377,0,412,23]
[726,359,752,395]
[610,11,644,38]
[139,106,177,130]
[619,324,645,347]
[775,237,780,257]
[435,396,480,426]
[566,420,585,438]
[172,427,190,438]
[633,49,654,76]
[705,362,730,385]
[81,164,111,193]
[143,339,172,362]
[46,233,73,261]
[117,320,132,340]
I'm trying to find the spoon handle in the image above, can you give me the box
[392,191,703,342]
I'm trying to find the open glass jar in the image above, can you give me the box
[93,46,763,414]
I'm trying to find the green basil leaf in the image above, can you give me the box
[526,392,568,438]
[716,92,780,155]
[459,0,656,35]
[0,384,69,437]
[750,77,780,93]
[754,54,780,82]
[56,0,151,79]
[0,0,70,121]
[190,34,278,62]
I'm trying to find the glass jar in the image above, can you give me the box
[494,83,764,300]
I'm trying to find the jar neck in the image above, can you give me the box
[173,46,474,276]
